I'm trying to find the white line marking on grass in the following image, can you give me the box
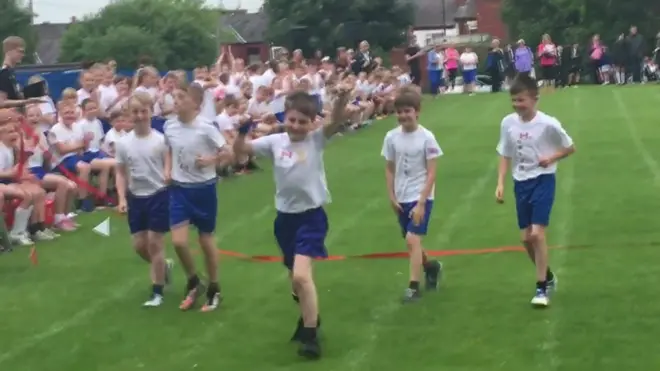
[536,92,580,371]
[0,278,142,366]
[612,90,660,185]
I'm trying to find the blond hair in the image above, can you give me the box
[2,36,25,54]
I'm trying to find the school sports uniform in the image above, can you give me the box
[251,128,330,270]
[496,111,573,230]
[27,132,48,180]
[164,115,226,233]
[381,125,442,237]
[115,130,169,234]
[76,118,107,163]
[48,122,85,173]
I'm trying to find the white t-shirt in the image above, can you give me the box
[77,88,92,105]
[115,130,168,197]
[193,80,218,121]
[103,128,126,156]
[381,125,443,203]
[26,133,47,168]
[247,98,271,118]
[39,96,56,118]
[251,128,330,213]
[262,69,276,87]
[496,111,574,182]
[215,111,239,132]
[164,115,226,184]
[249,74,267,97]
[98,84,118,113]
[48,122,85,164]
[75,118,105,152]
[270,90,287,114]
[0,143,14,171]
[460,52,478,70]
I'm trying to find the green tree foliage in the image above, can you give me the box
[59,0,221,70]
[503,0,660,46]
[263,0,413,55]
[0,0,37,64]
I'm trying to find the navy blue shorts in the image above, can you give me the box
[83,151,107,163]
[30,166,47,180]
[398,200,434,237]
[514,174,556,229]
[274,207,329,270]
[169,181,217,234]
[128,188,170,234]
[56,155,82,174]
[463,69,477,84]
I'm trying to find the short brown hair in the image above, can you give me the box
[394,88,422,111]
[3,36,25,54]
[285,91,317,119]
[510,73,539,97]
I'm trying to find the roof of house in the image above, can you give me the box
[220,11,268,44]
[34,23,69,65]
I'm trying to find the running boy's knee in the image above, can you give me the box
[291,271,312,288]
[405,233,421,250]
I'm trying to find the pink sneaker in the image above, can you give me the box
[55,219,77,232]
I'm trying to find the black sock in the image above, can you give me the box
[28,223,39,235]
[37,222,45,231]
[186,274,200,291]
[546,268,554,282]
[536,281,547,291]
[409,281,420,291]
[153,284,164,296]
[301,327,317,342]
[207,281,219,297]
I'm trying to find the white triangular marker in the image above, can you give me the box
[93,217,110,237]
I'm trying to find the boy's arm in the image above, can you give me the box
[544,121,576,164]
[322,85,352,138]
[496,119,514,187]
[497,156,510,187]
[163,145,172,182]
[419,137,442,202]
[385,160,396,202]
[114,143,128,206]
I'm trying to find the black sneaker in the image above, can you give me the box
[290,316,304,342]
[298,338,321,360]
[402,287,422,303]
[424,260,443,290]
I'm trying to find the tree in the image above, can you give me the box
[262,0,412,56]
[0,0,37,64]
[502,0,660,46]
[59,0,228,70]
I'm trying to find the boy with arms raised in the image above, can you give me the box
[115,92,172,307]
[381,88,443,303]
[494,74,575,307]
[233,88,351,360]
[165,83,230,312]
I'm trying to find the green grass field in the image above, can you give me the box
[2,86,660,371]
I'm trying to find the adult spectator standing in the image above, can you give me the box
[626,25,645,83]
[611,34,629,84]
[514,39,534,77]
[404,36,426,86]
[352,40,376,75]
[0,36,40,109]
[486,39,505,92]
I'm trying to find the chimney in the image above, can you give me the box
[70,16,77,23]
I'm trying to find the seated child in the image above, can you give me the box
[103,110,130,157]
[77,99,117,207]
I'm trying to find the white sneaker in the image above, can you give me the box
[10,232,34,246]
[33,230,55,241]
[531,289,550,307]
[44,229,60,238]
[143,294,164,307]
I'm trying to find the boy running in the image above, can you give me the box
[115,92,172,307]
[381,87,443,303]
[494,74,575,307]
[233,88,351,360]
[165,83,229,312]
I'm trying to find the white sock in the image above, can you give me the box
[55,214,66,224]
[11,207,33,235]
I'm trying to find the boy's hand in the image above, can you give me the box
[117,200,128,214]
[411,202,426,226]
[390,197,403,215]
[495,184,504,203]
[538,156,555,168]
[195,155,216,168]
[163,169,171,184]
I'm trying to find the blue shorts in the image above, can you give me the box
[275,112,285,123]
[56,155,82,174]
[463,69,477,84]
[274,207,329,270]
[514,174,556,229]
[30,166,47,180]
[398,200,434,237]
[0,179,12,185]
[83,151,107,163]
[127,188,170,234]
[169,181,217,234]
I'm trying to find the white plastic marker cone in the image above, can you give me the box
[93,217,110,237]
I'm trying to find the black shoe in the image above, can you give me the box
[298,338,321,360]
[424,260,443,290]
[290,316,304,342]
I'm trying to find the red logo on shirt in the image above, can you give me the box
[519,132,530,140]
[280,150,293,159]
[427,147,439,155]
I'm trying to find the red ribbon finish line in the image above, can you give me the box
[216,245,540,263]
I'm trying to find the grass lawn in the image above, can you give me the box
[1,85,660,371]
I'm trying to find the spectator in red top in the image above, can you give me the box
[537,33,558,89]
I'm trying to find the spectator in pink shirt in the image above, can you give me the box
[537,34,558,89]
[444,45,459,91]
